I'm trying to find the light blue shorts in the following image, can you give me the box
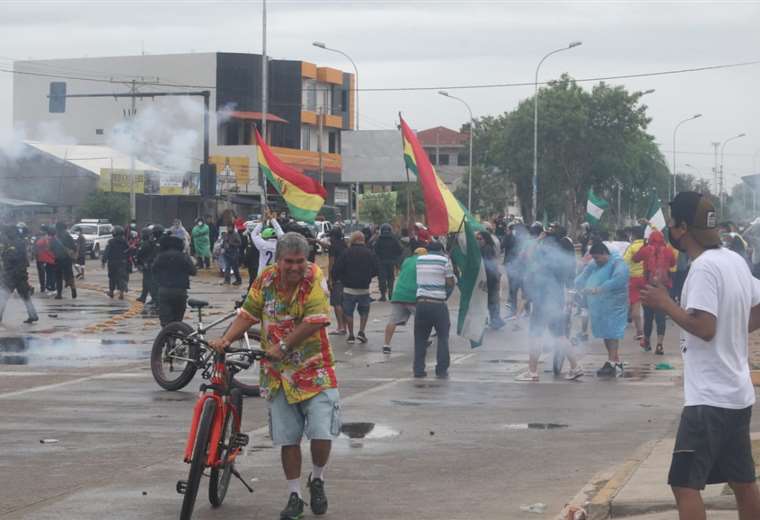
[268,388,341,446]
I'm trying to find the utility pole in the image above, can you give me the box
[128,80,138,220]
[712,142,720,195]
[318,107,324,186]
[260,0,269,210]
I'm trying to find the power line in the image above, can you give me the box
[2,59,759,93]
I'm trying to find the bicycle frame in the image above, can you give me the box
[182,356,242,468]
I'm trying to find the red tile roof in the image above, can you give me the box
[417,126,468,146]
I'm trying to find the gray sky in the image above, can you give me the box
[1,0,759,189]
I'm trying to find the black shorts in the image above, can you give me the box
[668,405,756,489]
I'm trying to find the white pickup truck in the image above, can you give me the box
[69,219,113,259]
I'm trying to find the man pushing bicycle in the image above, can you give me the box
[210,232,340,520]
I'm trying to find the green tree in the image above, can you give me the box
[78,191,130,224]
[474,75,669,230]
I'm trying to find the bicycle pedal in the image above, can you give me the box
[231,433,249,448]
[176,480,188,495]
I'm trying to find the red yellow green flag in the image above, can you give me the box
[400,116,465,235]
[255,129,327,223]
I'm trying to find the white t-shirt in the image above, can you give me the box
[251,219,284,274]
[680,247,760,409]
[604,240,630,258]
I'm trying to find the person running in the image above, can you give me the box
[252,212,285,275]
[153,234,197,327]
[209,232,339,520]
[623,225,646,341]
[383,246,427,355]
[373,223,402,302]
[633,229,675,354]
[102,225,131,299]
[413,241,455,378]
[332,231,379,344]
[641,192,760,520]
[575,241,630,377]
[327,226,348,336]
[516,224,583,381]
[0,225,38,324]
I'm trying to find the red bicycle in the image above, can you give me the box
[176,337,266,520]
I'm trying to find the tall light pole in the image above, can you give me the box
[313,41,360,224]
[532,41,582,223]
[312,41,359,130]
[720,132,747,218]
[439,91,474,211]
[671,113,702,201]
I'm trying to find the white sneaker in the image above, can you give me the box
[565,366,584,380]
[615,362,625,376]
[515,371,539,382]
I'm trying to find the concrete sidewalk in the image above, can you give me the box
[566,434,760,519]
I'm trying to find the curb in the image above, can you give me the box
[557,439,658,520]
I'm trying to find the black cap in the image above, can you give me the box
[669,191,720,248]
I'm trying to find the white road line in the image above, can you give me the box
[0,375,101,399]
[0,371,49,376]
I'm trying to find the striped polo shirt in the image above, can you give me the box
[416,253,454,300]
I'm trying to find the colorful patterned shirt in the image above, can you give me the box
[240,262,336,404]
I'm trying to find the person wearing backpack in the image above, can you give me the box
[633,229,675,354]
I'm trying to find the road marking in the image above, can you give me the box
[0,371,49,376]
[0,375,101,399]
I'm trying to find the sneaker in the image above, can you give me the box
[23,316,39,324]
[515,371,539,382]
[357,331,368,344]
[413,371,427,378]
[640,337,652,352]
[280,492,305,520]
[596,362,615,377]
[435,370,449,379]
[565,366,584,380]
[655,344,664,356]
[307,474,328,515]
[615,362,625,376]
[382,345,391,354]
[346,335,356,344]
[328,329,346,336]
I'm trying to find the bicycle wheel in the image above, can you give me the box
[180,398,217,520]
[209,389,242,506]
[223,324,261,397]
[151,321,200,391]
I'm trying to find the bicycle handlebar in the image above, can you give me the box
[192,337,266,361]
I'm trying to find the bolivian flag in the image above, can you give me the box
[400,116,465,235]
[255,129,327,223]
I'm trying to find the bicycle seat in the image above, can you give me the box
[187,299,209,309]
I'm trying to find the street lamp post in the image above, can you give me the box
[439,91,474,211]
[672,114,702,201]
[532,41,582,224]
[313,41,360,224]
[720,133,747,218]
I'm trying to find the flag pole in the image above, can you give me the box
[399,112,413,229]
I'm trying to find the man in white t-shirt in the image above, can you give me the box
[252,214,285,275]
[641,191,760,520]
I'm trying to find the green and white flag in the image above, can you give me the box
[586,188,609,224]
[450,216,489,348]
[646,193,667,236]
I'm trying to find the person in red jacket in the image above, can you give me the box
[634,229,676,354]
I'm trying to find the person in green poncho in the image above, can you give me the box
[191,218,211,269]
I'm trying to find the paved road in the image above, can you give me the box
[0,263,691,519]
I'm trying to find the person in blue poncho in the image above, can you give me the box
[575,241,630,377]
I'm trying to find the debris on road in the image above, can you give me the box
[519,502,546,514]
[39,439,59,444]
